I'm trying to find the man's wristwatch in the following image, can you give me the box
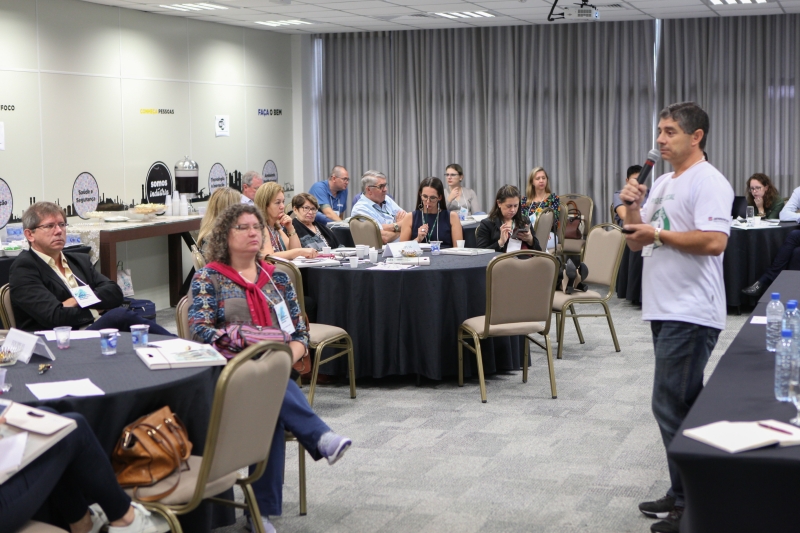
[393,223,400,233]
[654,227,662,248]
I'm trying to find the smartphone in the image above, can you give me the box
[0,399,12,418]
[620,228,636,234]
[512,225,530,239]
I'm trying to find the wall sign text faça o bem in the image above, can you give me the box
[258,109,282,116]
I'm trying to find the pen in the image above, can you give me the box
[758,422,793,435]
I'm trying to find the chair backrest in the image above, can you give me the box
[265,257,307,320]
[561,194,594,237]
[175,295,191,340]
[609,203,617,225]
[194,344,292,500]
[731,195,747,218]
[483,251,559,335]
[190,245,206,270]
[349,215,382,249]
[581,224,626,292]
[533,209,554,251]
[0,284,15,329]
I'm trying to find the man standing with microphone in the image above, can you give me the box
[620,102,733,533]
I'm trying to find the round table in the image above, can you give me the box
[304,252,525,380]
[328,221,480,250]
[3,333,226,532]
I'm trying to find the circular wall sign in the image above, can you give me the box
[72,172,100,219]
[262,160,278,183]
[208,162,227,194]
[0,178,12,229]
[145,162,173,204]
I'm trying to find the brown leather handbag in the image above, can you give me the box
[112,406,192,501]
[564,201,584,240]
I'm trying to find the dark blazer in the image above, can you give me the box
[475,217,541,253]
[292,218,341,249]
[10,250,124,331]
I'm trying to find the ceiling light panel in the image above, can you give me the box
[434,11,495,19]
[161,3,228,11]
[255,19,313,26]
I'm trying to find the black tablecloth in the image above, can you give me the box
[668,271,800,533]
[304,253,525,380]
[0,245,92,287]
[3,333,228,532]
[328,223,479,250]
[617,223,798,308]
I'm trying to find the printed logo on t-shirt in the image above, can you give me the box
[650,206,671,230]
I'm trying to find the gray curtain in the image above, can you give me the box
[659,15,800,198]
[316,22,657,222]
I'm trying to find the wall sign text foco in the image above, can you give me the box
[262,160,278,183]
[257,109,282,116]
[140,108,175,115]
[0,105,15,111]
[72,172,100,219]
[209,162,227,194]
[145,162,173,204]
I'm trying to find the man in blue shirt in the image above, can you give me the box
[309,165,349,224]
[351,170,407,244]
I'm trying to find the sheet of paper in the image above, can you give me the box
[750,316,767,324]
[3,328,49,364]
[0,432,27,473]
[36,330,101,341]
[26,378,105,401]
[367,263,417,271]
[383,241,423,258]
[471,214,488,222]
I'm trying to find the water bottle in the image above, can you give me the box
[784,300,800,349]
[775,329,794,401]
[767,293,784,352]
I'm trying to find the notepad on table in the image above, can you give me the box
[683,419,800,453]
[136,339,227,370]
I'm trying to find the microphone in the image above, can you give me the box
[624,148,661,205]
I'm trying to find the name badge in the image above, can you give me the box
[274,301,296,335]
[506,238,523,253]
[641,244,654,257]
[70,285,102,308]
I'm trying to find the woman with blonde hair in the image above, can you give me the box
[255,182,318,260]
[197,187,242,249]
[525,166,560,230]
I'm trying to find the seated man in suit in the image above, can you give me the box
[10,201,172,334]
[350,170,407,244]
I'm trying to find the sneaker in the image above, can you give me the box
[638,495,676,519]
[247,515,277,533]
[650,506,683,533]
[108,502,170,533]
[317,431,352,465]
[88,503,109,533]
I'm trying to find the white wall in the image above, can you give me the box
[0,0,296,309]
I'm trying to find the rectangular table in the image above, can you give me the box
[69,216,201,306]
[668,270,800,533]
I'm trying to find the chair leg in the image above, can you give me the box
[298,443,307,516]
[557,306,567,360]
[544,334,557,399]
[472,332,487,403]
[570,304,585,344]
[457,328,465,387]
[346,337,357,399]
[307,342,324,407]
[242,482,266,533]
[603,301,621,352]
[522,336,529,383]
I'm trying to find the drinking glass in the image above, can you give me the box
[99,328,119,356]
[54,326,71,350]
[790,361,800,426]
[431,241,442,255]
[746,206,755,227]
[130,325,149,348]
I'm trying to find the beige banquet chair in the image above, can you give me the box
[0,283,16,329]
[533,208,554,253]
[558,194,594,261]
[457,251,560,403]
[176,296,191,340]
[130,343,292,533]
[349,215,383,249]
[17,522,68,533]
[552,224,626,360]
[190,244,206,271]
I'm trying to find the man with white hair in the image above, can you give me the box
[350,170,406,244]
[240,170,264,204]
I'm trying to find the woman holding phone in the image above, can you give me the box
[476,185,540,252]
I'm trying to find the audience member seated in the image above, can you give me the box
[255,182,318,260]
[10,202,171,335]
[526,166,560,231]
[351,170,407,244]
[444,164,481,215]
[747,173,784,220]
[612,165,643,226]
[0,411,169,533]
[291,193,341,250]
[400,177,463,248]
[742,228,800,298]
[309,165,349,224]
[197,187,242,251]
[476,185,541,252]
[188,204,351,533]
[780,185,800,222]
[240,170,264,205]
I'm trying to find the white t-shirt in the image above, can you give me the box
[640,161,733,330]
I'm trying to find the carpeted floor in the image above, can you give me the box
[158,295,748,533]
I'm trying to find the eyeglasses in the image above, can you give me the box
[32,222,68,232]
[232,224,264,232]
[444,173,460,177]
[750,186,764,192]
[421,194,440,202]
[336,177,350,182]
[368,184,388,191]
[299,205,318,213]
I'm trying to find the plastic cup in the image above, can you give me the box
[356,245,368,259]
[0,368,6,391]
[457,240,465,249]
[54,326,72,350]
[369,249,379,263]
[746,206,755,227]
[130,325,150,348]
[349,257,358,268]
[322,246,332,254]
[99,328,119,356]
[431,241,442,255]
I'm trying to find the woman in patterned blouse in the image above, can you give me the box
[525,166,560,231]
[188,203,351,533]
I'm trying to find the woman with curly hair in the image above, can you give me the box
[746,173,784,219]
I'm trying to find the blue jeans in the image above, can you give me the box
[650,320,720,508]
[87,308,173,336]
[250,379,330,517]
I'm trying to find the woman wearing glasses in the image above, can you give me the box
[445,164,481,216]
[291,193,341,250]
[399,177,463,248]
[746,173,783,219]
[255,182,318,260]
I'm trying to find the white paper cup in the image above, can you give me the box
[369,250,379,263]
[322,246,332,254]
[457,240,465,249]
[349,257,358,268]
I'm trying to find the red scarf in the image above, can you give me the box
[206,260,277,327]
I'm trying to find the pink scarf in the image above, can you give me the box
[206,260,277,327]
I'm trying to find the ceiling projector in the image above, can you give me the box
[565,5,599,19]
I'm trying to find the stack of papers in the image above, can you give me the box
[367,263,418,271]
[26,378,105,400]
[683,419,800,453]
[135,339,227,370]
[440,248,496,256]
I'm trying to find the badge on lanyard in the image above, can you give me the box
[70,285,102,307]
[641,244,654,257]
[273,301,296,335]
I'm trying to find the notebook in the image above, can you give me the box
[135,339,227,370]
[683,419,800,454]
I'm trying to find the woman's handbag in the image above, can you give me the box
[564,201,584,240]
[112,406,192,501]
[220,324,310,373]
